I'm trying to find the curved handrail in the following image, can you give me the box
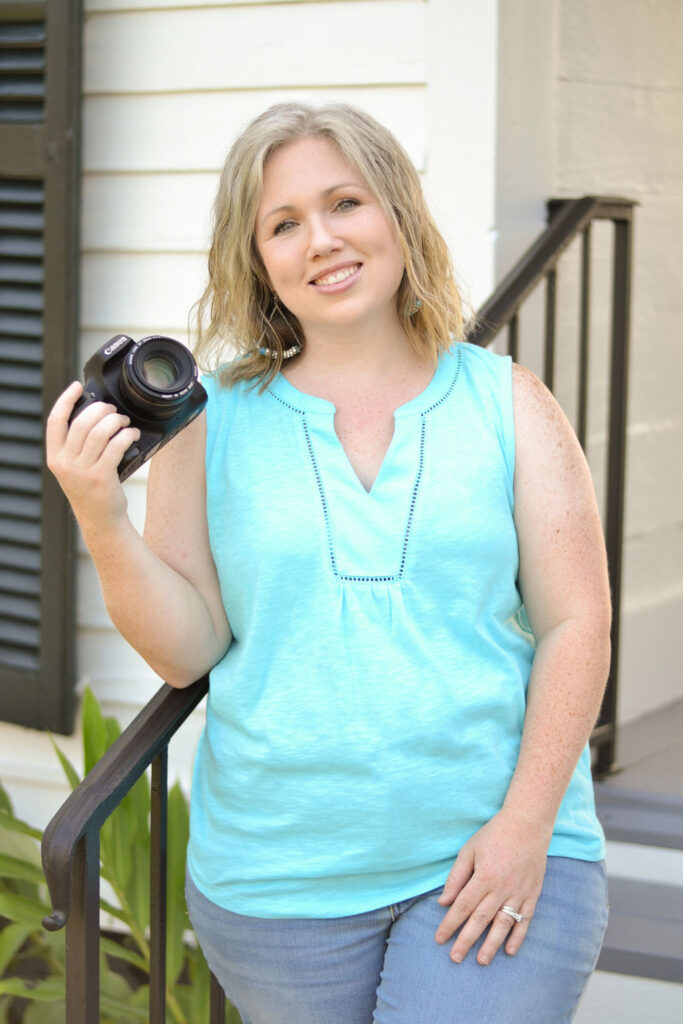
[41,675,209,930]
[469,195,635,347]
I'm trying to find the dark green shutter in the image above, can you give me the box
[0,0,82,732]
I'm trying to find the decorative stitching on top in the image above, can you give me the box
[301,417,339,575]
[267,389,307,416]
[268,353,462,583]
[422,344,462,416]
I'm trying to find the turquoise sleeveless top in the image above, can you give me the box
[187,342,605,918]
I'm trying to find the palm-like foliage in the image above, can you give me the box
[0,688,241,1023]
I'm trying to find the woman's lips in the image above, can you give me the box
[310,263,362,291]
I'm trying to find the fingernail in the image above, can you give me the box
[451,952,462,964]
[507,946,517,956]
[478,955,489,965]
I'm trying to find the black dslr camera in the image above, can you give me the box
[69,334,208,481]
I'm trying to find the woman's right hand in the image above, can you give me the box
[45,381,141,534]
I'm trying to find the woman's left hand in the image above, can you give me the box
[434,808,551,965]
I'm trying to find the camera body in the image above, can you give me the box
[69,334,208,481]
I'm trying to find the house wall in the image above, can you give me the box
[1,0,502,829]
[554,0,683,724]
[496,0,683,725]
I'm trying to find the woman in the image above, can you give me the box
[47,103,610,1023]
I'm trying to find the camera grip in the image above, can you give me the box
[67,389,98,425]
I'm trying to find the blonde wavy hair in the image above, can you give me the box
[193,102,467,388]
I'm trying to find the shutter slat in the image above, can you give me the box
[0,566,40,596]
[0,182,43,205]
[0,645,39,671]
[0,338,42,362]
[0,592,38,622]
[0,414,43,440]
[0,49,44,69]
[0,364,41,388]
[0,284,42,311]
[0,235,43,258]
[0,515,40,546]
[0,389,42,415]
[0,77,44,99]
[0,466,40,494]
[0,208,44,232]
[0,621,40,646]
[0,24,46,47]
[0,312,42,338]
[0,492,40,520]
[0,541,40,571]
[0,440,42,468]
[0,261,43,284]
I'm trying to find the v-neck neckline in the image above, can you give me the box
[268,347,458,495]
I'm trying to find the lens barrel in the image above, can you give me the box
[120,336,198,419]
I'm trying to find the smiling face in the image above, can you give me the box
[254,136,406,345]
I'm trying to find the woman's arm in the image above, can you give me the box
[502,362,611,825]
[46,383,231,687]
[435,362,611,964]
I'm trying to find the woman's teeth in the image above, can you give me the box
[314,265,360,286]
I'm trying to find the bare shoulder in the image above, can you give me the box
[511,362,588,486]
[511,363,610,636]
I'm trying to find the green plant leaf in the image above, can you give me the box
[0,810,42,842]
[0,853,46,885]
[82,686,117,775]
[0,891,50,927]
[23,1000,67,1024]
[99,897,130,924]
[0,977,64,1001]
[0,922,33,976]
[165,782,190,987]
[50,737,81,792]
[100,936,148,974]
[99,994,148,1021]
[0,784,12,816]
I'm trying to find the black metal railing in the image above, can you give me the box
[470,195,635,775]
[40,195,634,1021]
[41,676,224,1023]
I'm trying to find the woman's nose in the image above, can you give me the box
[306,215,342,259]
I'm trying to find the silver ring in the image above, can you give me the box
[500,905,524,924]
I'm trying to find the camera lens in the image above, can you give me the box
[121,336,198,419]
[140,355,177,390]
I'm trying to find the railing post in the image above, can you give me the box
[595,211,634,775]
[65,831,100,1024]
[150,748,169,1023]
[507,311,519,362]
[543,268,557,391]
[210,971,226,1023]
[577,224,592,450]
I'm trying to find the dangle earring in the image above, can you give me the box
[257,295,302,359]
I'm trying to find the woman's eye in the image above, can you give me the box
[336,197,360,212]
[273,219,296,236]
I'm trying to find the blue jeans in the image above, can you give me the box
[186,856,608,1024]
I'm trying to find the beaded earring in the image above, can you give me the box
[257,295,302,359]
[408,297,422,317]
